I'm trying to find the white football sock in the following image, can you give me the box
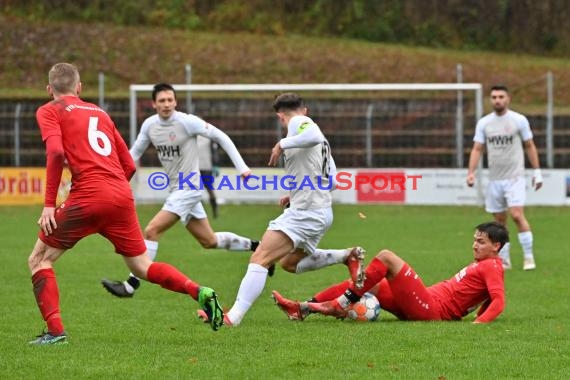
[226,263,268,325]
[122,282,135,294]
[518,231,534,259]
[337,294,351,309]
[215,232,252,251]
[295,249,349,274]
[144,239,159,261]
[499,242,511,264]
[127,239,159,281]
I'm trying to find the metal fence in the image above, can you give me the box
[1,95,568,169]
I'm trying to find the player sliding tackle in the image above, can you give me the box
[273,222,507,324]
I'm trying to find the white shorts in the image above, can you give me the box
[268,207,333,255]
[162,190,206,225]
[485,176,526,213]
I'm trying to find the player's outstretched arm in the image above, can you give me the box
[205,126,250,175]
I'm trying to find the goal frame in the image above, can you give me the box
[129,83,484,200]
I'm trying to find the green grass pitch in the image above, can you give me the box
[1,204,568,379]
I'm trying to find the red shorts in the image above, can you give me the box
[39,199,146,257]
[379,263,442,321]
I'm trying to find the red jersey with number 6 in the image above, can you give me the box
[36,95,135,204]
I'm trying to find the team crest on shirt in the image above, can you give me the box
[169,131,176,142]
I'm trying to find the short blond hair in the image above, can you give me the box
[48,63,80,94]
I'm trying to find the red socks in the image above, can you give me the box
[32,264,200,336]
[314,258,389,304]
[352,257,388,298]
[313,280,351,302]
[147,262,200,300]
[32,268,64,335]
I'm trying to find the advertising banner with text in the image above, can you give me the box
[7,167,563,207]
[0,167,71,205]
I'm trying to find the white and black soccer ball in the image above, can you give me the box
[347,292,381,321]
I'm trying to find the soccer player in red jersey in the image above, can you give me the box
[27,63,224,345]
[273,221,507,324]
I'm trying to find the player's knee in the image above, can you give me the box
[249,249,276,269]
[376,249,396,263]
[280,261,296,273]
[27,248,48,273]
[27,252,37,272]
[492,212,508,225]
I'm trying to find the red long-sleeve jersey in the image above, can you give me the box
[429,257,505,323]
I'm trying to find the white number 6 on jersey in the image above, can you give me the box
[88,116,112,156]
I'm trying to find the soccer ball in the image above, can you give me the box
[347,292,381,321]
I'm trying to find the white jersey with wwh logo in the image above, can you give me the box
[474,109,533,180]
[130,110,249,192]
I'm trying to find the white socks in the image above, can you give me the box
[145,239,159,261]
[215,232,252,251]
[498,231,534,267]
[226,263,268,325]
[295,249,349,274]
[518,231,534,259]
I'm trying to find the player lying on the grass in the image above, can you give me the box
[28,64,224,346]
[273,221,507,324]
[197,92,365,327]
[101,83,259,298]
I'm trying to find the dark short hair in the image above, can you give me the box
[273,92,304,112]
[490,84,509,94]
[476,221,509,250]
[152,83,176,101]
